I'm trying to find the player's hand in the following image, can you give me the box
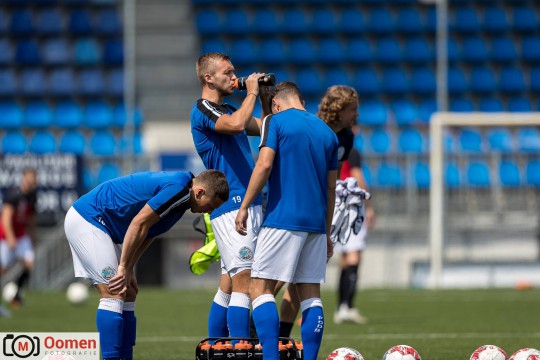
[326,235,334,260]
[245,73,265,95]
[235,207,249,236]
[108,265,129,295]
[366,206,376,230]
[6,237,16,249]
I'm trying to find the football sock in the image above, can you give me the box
[208,289,230,337]
[300,298,324,360]
[338,268,347,307]
[344,265,359,308]
[227,292,251,338]
[252,294,279,360]
[279,321,294,338]
[120,302,136,360]
[14,270,30,300]
[249,314,258,338]
[97,298,124,360]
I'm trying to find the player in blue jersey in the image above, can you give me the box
[235,82,339,360]
[64,170,228,360]
[191,52,271,339]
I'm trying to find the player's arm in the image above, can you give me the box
[245,86,273,136]
[1,204,17,248]
[27,213,36,246]
[326,170,338,258]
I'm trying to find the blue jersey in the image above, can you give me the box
[259,109,339,233]
[191,99,262,219]
[73,171,193,244]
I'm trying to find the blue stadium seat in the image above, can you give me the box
[252,9,278,35]
[398,128,424,153]
[490,37,518,63]
[15,40,40,66]
[282,9,308,35]
[361,164,372,187]
[445,163,461,188]
[258,39,286,65]
[36,9,63,35]
[382,68,408,95]
[201,38,227,54]
[391,99,417,125]
[230,38,257,65]
[521,37,540,63]
[531,67,540,93]
[74,38,101,65]
[323,68,351,89]
[482,7,508,33]
[339,8,364,34]
[517,127,540,152]
[97,162,120,184]
[470,67,496,94]
[410,68,436,95]
[224,9,250,35]
[49,69,75,96]
[461,37,488,63]
[195,9,222,35]
[103,39,124,65]
[79,69,105,96]
[20,69,46,96]
[295,67,323,96]
[450,98,474,112]
[69,9,93,35]
[0,101,23,128]
[377,162,403,188]
[488,128,513,152]
[303,99,319,115]
[59,130,86,155]
[500,67,526,93]
[508,97,532,112]
[395,8,423,34]
[84,100,113,129]
[354,69,379,96]
[25,100,52,128]
[418,98,437,123]
[120,131,143,155]
[0,39,11,64]
[42,38,71,65]
[272,68,293,88]
[112,104,143,128]
[0,10,6,35]
[0,70,17,96]
[448,37,459,63]
[347,38,372,63]
[90,131,117,156]
[499,160,520,187]
[426,7,436,33]
[370,128,391,153]
[467,161,490,187]
[368,8,393,34]
[459,128,483,152]
[107,69,123,97]
[479,98,504,112]
[10,10,34,36]
[360,100,387,126]
[526,160,540,186]
[311,8,337,35]
[444,131,458,153]
[29,130,56,154]
[452,7,480,33]
[55,100,82,128]
[35,0,59,4]
[2,131,27,154]
[96,9,121,35]
[403,38,432,64]
[354,133,364,152]
[413,161,430,189]
[376,38,401,64]
[448,67,467,94]
[317,38,345,64]
[288,38,315,65]
[513,7,537,33]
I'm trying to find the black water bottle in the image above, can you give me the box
[233,73,275,90]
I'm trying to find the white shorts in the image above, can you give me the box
[64,207,122,285]
[211,205,262,277]
[335,224,368,253]
[252,227,326,284]
[0,235,34,268]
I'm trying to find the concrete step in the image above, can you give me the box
[136,33,197,59]
[136,0,193,29]
[140,88,199,119]
[137,60,196,88]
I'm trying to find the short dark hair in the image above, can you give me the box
[196,52,231,87]
[269,81,303,104]
[194,170,229,202]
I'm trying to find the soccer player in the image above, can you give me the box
[235,81,339,360]
[64,170,228,360]
[191,52,271,339]
[0,168,37,309]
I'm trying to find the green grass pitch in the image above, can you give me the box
[1,288,539,359]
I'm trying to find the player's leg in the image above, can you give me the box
[119,266,138,360]
[228,268,252,338]
[208,271,231,337]
[0,241,14,316]
[279,283,300,339]
[12,235,34,306]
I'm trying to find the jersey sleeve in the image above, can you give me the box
[3,189,20,206]
[147,174,192,218]
[348,147,362,168]
[193,99,227,131]
[330,134,339,171]
[259,115,279,151]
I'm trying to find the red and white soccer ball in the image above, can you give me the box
[470,345,508,360]
[510,348,540,360]
[382,345,422,360]
[327,347,365,360]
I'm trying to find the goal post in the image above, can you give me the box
[429,112,540,289]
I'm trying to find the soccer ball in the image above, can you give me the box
[66,282,89,305]
[2,282,18,303]
[470,345,508,360]
[510,348,540,360]
[382,345,422,360]
[327,347,364,360]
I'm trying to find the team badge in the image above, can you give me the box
[239,246,253,261]
[101,266,116,281]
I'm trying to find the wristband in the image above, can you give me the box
[247,92,258,97]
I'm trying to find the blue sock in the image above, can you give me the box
[300,298,324,360]
[227,292,251,338]
[252,294,279,360]
[120,302,136,360]
[96,298,124,360]
[208,289,230,337]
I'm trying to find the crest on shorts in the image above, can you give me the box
[239,246,253,260]
[101,266,116,281]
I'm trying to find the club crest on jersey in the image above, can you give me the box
[101,266,116,281]
[239,246,253,260]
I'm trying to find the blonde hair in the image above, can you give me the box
[196,52,231,87]
[316,85,359,127]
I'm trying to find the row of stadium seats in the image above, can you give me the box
[0,68,123,96]
[0,100,143,129]
[196,6,538,35]
[192,0,535,5]
[1,0,117,5]
[1,129,142,156]
[0,8,121,36]
[0,38,123,66]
